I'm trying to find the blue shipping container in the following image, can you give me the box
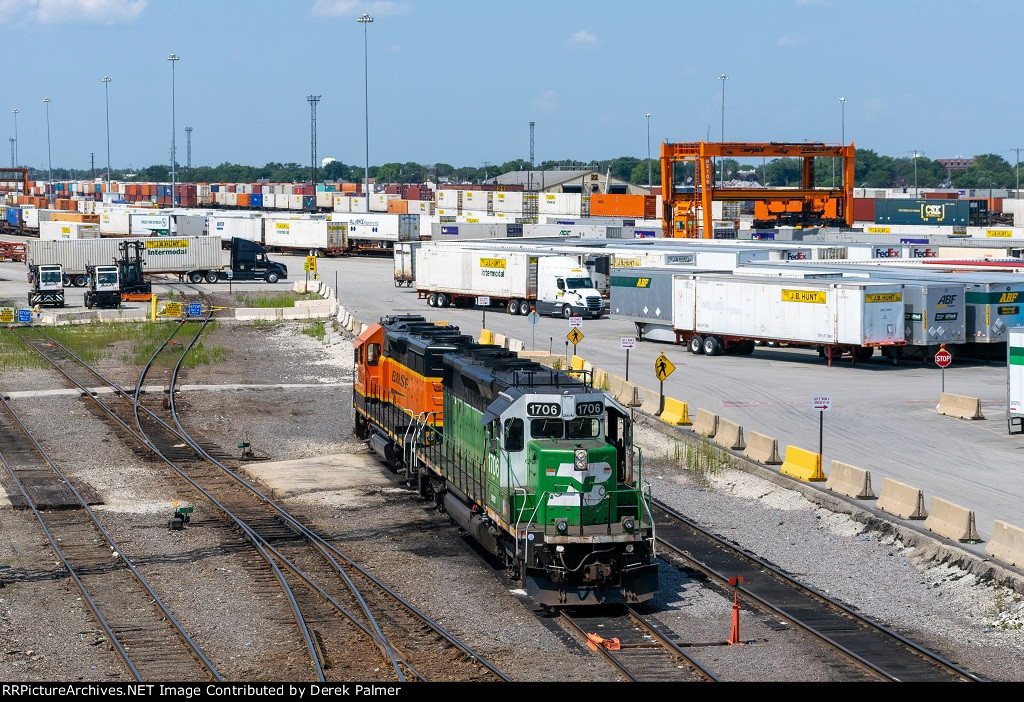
[250,193,263,208]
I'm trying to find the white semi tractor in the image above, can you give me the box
[414,246,606,318]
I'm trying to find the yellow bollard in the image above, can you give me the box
[150,294,157,322]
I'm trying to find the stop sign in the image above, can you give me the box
[935,348,952,368]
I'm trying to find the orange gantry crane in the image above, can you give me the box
[659,141,855,238]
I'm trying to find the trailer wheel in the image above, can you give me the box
[703,336,723,356]
[428,293,438,307]
[206,271,219,284]
[74,275,87,288]
[688,335,704,354]
[507,299,518,314]
[436,293,449,308]
[188,271,205,284]
[516,300,530,315]
[855,346,875,361]
[737,339,756,355]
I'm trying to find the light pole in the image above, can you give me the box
[834,97,847,189]
[11,109,17,167]
[718,74,727,186]
[101,76,111,190]
[646,113,652,189]
[42,98,52,204]
[167,53,179,207]
[912,149,920,198]
[358,13,373,213]
[1013,147,1021,197]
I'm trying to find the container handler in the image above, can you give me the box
[116,240,153,302]
[27,264,65,308]
[84,264,122,309]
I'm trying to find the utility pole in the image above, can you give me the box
[307,95,321,185]
[91,152,95,181]
[912,149,921,198]
[1014,147,1022,197]
[185,126,192,182]
[8,137,14,167]
[529,121,535,167]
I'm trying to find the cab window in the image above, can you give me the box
[531,418,563,439]
[556,278,566,291]
[366,342,381,366]
[504,418,524,451]
[566,418,600,439]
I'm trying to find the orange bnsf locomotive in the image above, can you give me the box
[353,314,658,607]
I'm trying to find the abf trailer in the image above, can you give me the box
[415,246,606,318]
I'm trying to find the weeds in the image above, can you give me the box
[302,320,326,342]
[235,291,316,308]
[668,435,736,488]
[986,588,1024,631]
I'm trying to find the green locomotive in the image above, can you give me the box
[354,315,658,606]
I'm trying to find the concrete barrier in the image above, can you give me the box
[293,282,307,293]
[936,392,985,420]
[825,460,875,499]
[236,308,283,321]
[780,445,826,482]
[639,388,662,415]
[986,520,1024,569]
[570,355,586,376]
[592,367,609,391]
[714,418,745,451]
[517,351,554,363]
[743,432,782,465]
[508,338,525,353]
[876,477,928,520]
[659,398,691,425]
[924,496,981,543]
[691,409,718,438]
[479,329,494,345]
[608,373,641,407]
[493,333,508,348]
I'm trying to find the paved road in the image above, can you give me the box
[3,242,1021,558]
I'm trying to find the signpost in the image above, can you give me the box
[527,308,539,350]
[812,395,832,458]
[304,254,317,287]
[17,309,31,324]
[655,352,676,413]
[566,327,584,357]
[477,296,490,331]
[621,337,636,381]
[935,344,952,393]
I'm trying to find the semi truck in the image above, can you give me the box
[611,267,906,364]
[25,236,287,286]
[415,246,606,318]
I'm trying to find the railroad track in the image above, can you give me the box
[651,499,983,682]
[0,392,221,682]
[557,606,718,682]
[5,310,506,682]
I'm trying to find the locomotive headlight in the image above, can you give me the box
[556,545,565,553]
[625,544,634,553]
[556,519,568,533]
[574,448,588,471]
[623,518,635,532]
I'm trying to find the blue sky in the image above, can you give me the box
[2,0,1021,172]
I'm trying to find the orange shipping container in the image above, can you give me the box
[387,199,409,214]
[589,193,656,219]
[237,193,250,208]
[341,182,357,193]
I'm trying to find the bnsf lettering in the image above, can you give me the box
[390,369,409,389]
[1000,292,1019,303]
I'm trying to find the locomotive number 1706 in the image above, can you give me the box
[526,402,560,417]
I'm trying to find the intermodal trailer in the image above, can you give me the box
[262,216,347,255]
[26,236,224,285]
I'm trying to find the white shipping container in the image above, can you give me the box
[538,192,583,217]
[23,207,39,230]
[437,190,460,210]
[289,194,303,210]
[673,274,904,346]
[347,213,421,243]
[263,217,346,253]
[130,213,173,236]
[39,221,100,240]
[27,236,224,276]
[100,209,130,236]
[316,192,333,209]
[492,191,523,213]
[462,191,491,211]
[370,193,396,212]
[209,215,262,243]
[332,195,351,213]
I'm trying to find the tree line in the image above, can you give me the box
[15,150,1022,191]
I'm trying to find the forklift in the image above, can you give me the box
[84,264,121,309]
[116,240,153,302]
[28,264,65,308]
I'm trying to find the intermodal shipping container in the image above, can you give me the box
[853,197,876,222]
[874,199,969,226]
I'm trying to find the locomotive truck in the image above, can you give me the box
[353,315,658,607]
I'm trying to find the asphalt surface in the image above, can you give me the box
[2,242,1022,561]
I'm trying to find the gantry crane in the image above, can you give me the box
[660,141,855,238]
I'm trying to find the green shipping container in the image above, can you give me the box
[874,199,968,226]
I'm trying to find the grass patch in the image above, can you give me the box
[301,320,326,342]
[183,340,227,368]
[0,329,49,370]
[235,291,317,308]
[668,435,737,488]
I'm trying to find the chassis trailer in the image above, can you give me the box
[611,267,906,364]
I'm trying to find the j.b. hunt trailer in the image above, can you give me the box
[611,268,906,364]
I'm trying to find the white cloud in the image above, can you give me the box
[311,0,413,17]
[534,89,557,112]
[776,34,803,46]
[569,30,596,45]
[0,0,147,24]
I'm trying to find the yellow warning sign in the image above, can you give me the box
[304,255,317,272]
[655,353,676,381]
[0,307,14,323]
[164,302,183,317]
[566,328,584,345]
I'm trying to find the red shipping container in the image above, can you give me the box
[853,197,876,222]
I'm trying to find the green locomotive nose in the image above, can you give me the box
[532,440,617,527]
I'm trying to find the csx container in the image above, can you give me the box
[875,199,969,226]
